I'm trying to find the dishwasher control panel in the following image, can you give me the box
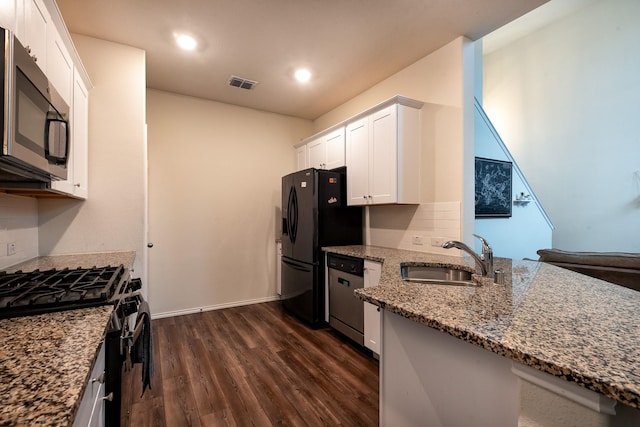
[326,253,364,276]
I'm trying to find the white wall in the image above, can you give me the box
[474,102,553,260]
[313,37,476,253]
[0,194,38,270]
[146,89,312,316]
[483,0,640,252]
[38,36,148,283]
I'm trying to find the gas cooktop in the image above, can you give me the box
[0,265,128,319]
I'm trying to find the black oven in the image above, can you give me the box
[0,26,70,182]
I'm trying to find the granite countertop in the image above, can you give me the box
[323,245,640,409]
[0,306,113,426]
[2,250,137,274]
[0,251,136,426]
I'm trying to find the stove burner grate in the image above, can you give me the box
[0,265,126,318]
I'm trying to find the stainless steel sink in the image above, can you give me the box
[400,264,477,286]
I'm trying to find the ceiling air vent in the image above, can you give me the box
[228,75,258,90]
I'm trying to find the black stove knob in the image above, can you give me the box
[128,278,142,291]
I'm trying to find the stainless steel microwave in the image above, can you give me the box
[0,27,70,182]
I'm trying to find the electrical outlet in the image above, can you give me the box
[7,242,16,256]
[411,236,424,245]
[431,237,446,247]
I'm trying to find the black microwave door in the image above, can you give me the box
[45,114,69,165]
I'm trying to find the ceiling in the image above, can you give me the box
[56,0,550,120]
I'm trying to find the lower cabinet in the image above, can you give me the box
[73,340,106,427]
[364,260,382,355]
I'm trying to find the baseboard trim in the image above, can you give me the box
[151,295,281,319]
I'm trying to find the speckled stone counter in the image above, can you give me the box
[323,245,640,409]
[0,306,113,426]
[3,251,136,274]
[0,251,136,426]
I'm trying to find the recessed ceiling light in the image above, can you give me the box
[175,33,198,51]
[294,68,312,83]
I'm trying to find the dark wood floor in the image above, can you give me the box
[121,301,379,426]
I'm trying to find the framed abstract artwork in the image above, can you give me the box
[475,157,512,218]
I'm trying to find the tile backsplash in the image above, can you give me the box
[0,194,39,270]
[368,202,461,254]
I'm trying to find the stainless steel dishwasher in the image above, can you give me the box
[327,253,364,345]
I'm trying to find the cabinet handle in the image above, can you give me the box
[102,392,114,402]
[31,55,37,62]
[91,372,106,384]
[74,183,81,187]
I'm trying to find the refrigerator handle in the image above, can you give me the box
[287,186,298,243]
[282,257,312,272]
[282,218,288,236]
[291,187,298,241]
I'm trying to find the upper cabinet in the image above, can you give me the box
[295,145,308,171]
[52,69,88,199]
[294,97,422,204]
[345,99,422,206]
[307,127,345,170]
[46,20,73,104]
[295,127,346,172]
[1,0,92,199]
[16,0,50,73]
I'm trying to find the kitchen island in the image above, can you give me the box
[324,245,640,426]
[0,251,136,426]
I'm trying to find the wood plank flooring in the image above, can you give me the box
[120,301,379,426]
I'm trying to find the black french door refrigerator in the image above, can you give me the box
[281,168,363,326]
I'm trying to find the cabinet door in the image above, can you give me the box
[324,128,345,170]
[345,118,369,206]
[307,137,325,169]
[47,26,73,104]
[369,105,398,204]
[295,145,307,171]
[51,71,88,199]
[24,0,48,72]
[71,74,89,199]
[0,1,15,32]
[73,341,105,427]
[364,260,382,355]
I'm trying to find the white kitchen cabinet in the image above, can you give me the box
[70,72,89,199]
[345,102,421,206]
[307,137,324,169]
[52,69,89,199]
[73,340,106,427]
[364,260,382,355]
[295,145,308,171]
[46,22,73,104]
[381,310,518,427]
[0,1,16,32]
[307,127,345,170]
[16,0,49,73]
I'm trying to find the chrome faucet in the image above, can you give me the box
[442,234,494,277]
